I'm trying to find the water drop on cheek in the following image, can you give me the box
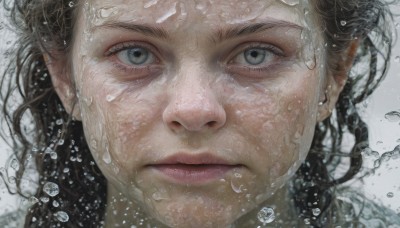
[103,148,112,164]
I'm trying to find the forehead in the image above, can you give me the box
[81,0,308,29]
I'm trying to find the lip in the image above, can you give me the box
[146,153,241,184]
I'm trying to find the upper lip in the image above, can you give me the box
[149,152,237,166]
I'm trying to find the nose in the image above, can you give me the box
[163,76,226,133]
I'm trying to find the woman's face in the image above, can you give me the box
[60,0,331,226]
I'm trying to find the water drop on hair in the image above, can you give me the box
[55,211,69,222]
[53,200,60,207]
[340,20,347,26]
[40,196,49,203]
[43,182,60,197]
[10,159,19,170]
[257,207,275,225]
[312,208,321,216]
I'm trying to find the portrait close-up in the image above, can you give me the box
[0,0,400,227]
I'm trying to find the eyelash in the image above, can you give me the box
[105,42,161,73]
[229,43,284,69]
[105,41,285,77]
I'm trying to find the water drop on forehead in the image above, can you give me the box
[156,2,177,23]
[144,0,159,8]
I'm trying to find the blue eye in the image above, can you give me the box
[243,48,267,65]
[117,47,154,65]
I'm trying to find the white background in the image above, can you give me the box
[0,1,399,218]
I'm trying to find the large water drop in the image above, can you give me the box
[43,182,60,197]
[55,211,69,222]
[156,3,177,23]
[257,207,275,225]
[384,111,400,122]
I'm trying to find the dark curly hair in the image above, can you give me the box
[0,0,394,227]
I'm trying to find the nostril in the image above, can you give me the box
[207,121,217,128]
[171,121,181,128]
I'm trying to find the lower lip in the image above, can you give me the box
[150,164,237,184]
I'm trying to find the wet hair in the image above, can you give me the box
[0,0,394,227]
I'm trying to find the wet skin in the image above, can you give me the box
[48,0,347,227]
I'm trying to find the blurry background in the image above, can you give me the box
[0,1,399,218]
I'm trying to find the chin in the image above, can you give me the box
[146,197,243,228]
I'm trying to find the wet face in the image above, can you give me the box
[58,0,332,227]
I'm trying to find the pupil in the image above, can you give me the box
[250,51,258,58]
[133,51,142,58]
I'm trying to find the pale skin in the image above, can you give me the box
[47,0,356,227]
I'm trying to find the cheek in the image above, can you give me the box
[76,65,163,177]
[226,73,319,179]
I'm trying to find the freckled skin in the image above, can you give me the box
[57,0,332,227]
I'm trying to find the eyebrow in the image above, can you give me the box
[93,20,302,43]
[213,21,303,43]
[93,22,170,39]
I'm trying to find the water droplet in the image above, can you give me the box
[57,139,65,145]
[304,218,311,224]
[384,111,400,122]
[305,58,316,70]
[152,191,168,201]
[43,182,60,197]
[50,152,58,160]
[394,56,400,63]
[340,20,347,26]
[10,159,19,170]
[279,0,299,6]
[387,192,394,198]
[156,2,177,23]
[103,148,112,164]
[9,176,16,184]
[53,200,60,207]
[98,7,117,18]
[257,207,275,225]
[68,1,74,7]
[56,119,63,125]
[32,217,37,222]
[29,196,39,205]
[231,180,244,193]
[144,0,158,8]
[55,211,69,222]
[63,168,70,173]
[106,94,116,102]
[374,159,381,168]
[40,196,49,203]
[312,208,321,216]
